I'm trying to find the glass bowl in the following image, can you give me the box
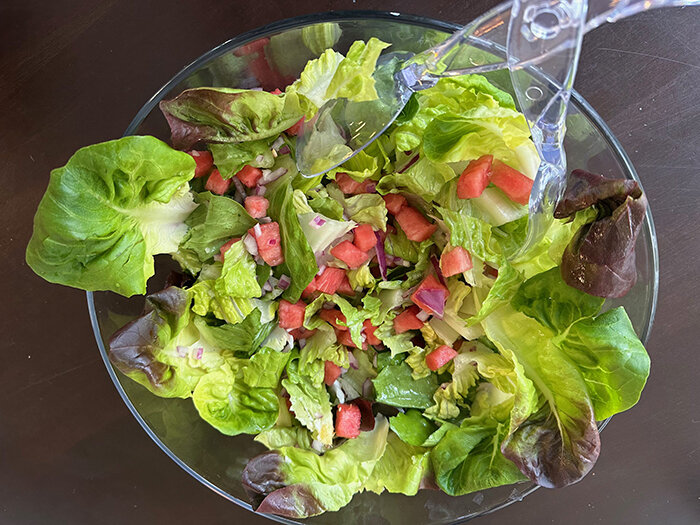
[87,11,659,525]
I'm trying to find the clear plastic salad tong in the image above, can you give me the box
[297,0,698,247]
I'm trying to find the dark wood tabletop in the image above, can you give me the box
[3,1,699,523]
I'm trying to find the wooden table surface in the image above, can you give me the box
[2,1,699,523]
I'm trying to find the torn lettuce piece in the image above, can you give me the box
[26,136,196,297]
[242,416,389,518]
[210,140,275,178]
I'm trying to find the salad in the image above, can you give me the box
[26,37,650,519]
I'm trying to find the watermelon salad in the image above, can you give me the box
[26,37,651,519]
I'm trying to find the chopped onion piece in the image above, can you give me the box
[243,234,259,256]
[278,275,291,290]
[271,136,285,150]
[254,185,267,196]
[176,346,187,358]
[232,177,246,198]
[331,382,346,404]
[278,145,291,155]
[317,265,327,276]
[260,167,287,184]
[398,154,420,173]
[362,378,373,398]
[347,351,359,370]
[255,154,265,164]
[298,338,307,349]
[253,223,262,237]
[416,309,430,322]
[374,231,388,280]
[309,215,326,229]
[194,347,203,360]
[414,289,446,318]
[311,440,325,453]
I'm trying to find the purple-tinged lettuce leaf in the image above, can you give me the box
[554,170,647,298]
[159,87,303,149]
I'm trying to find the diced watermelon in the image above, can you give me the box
[269,88,283,95]
[335,403,361,439]
[244,196,269,218]
[205,169,232,195]
[393,306,424,334]
[336,329,367,350]
[395,207,437,242]
[363,319,381,345]
[348,398,375,431]
[188,150,214,178]
[457,155,493,199]
[278,299,306,330]
[335,173,364,194]
[353,224,376,252]
[484,264,499,279]
[289,327,316,340]
[315,267,346,295]
[331,241,370,269]
[285,117,304,136]
[301,278,318,299]
[440,246,473,277]
[491,161,533,205]
[324,361,342,386]
[426,345,459,371]
[337,275,355,295]
[383,193,407,215]
[411,274,449,318]
[319,309,347,330]
[219,238,241,261]
[251,222,284,266]
[235,165,263,188]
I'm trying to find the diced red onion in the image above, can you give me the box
[430,255,446,287]
[398,154,420,174]
[298,338,307,349]
[309,215,326,229]
[232,177,246,198]
[251,87,263,91]
[348,352,359,370]
[414,289,447,318]
[213,254,222,263]
[322,301,335,310]
[176,346,187,358]
[271,137,285,150]
[260,167,287,184]
[243,234,258,256]
[254,185,267,196]
[364,181,377,193]
[262,281,273,293]
[311,439,324,453]
[278,275,291,290]
[416,309,430,322]
[194,347,204,360]
[258,216,272,224]
[255,154,265,164]
[317,265,327,276]
[374,231,388,280]
[278,145,291,155]
[372,353,378,368]
[394,257,410,267]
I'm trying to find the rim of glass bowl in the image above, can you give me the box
[86,9,659,525]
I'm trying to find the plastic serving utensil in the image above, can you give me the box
[296,0,698,243]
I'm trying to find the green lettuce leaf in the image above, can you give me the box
[282,358,334,445]
[210,140,275,178]
[326,38,391,103]
[373,361,438,409]
[344,193,388,231]
[299,325,349,369]
[377,156,456,200]
[26,136,196,297]
[194,309,274,356]
[390,409,438,447]
[192,362,279,435]
[242,347,291,388]
[242,416,389,518]
[266,176,319,301]
[177,191,256,271]
[364,432,431,495]
[255,426,313,450]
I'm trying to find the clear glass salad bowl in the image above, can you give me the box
[87,11,659,525]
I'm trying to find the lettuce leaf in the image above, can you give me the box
[364,432,431,495]
[266,176,318,301]
[242,416,389,518]
[344,193,388,231]
[177,191,256,271]
[26,136,196,297]
[192,362,279,435]
[159,87,303,149]
[373,361,438,409]
[210,140,275,178]
[376,156,456,200]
